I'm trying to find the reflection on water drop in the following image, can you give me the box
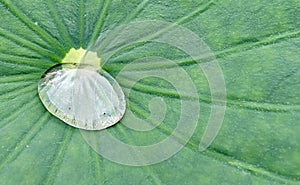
[38,63,126,130]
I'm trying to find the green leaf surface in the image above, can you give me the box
[0,0,300,184]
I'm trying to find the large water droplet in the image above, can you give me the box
[38,63,126,130]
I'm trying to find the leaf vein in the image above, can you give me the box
[0,90,37,130]
[0,73,40,83]
[128,101,300,184]
[0,52,55,67]
[44,127,74,185]
[1,0,65,55]
[45,0,74,48]
[79,0,85,47]
[0,112,50,171]
[121,79,299,112]
[176,0,215,25]
[90,146,105,184]
[123,0,150,24]
[0,27,61,61]
[87,0,112,47]
[116,126,163,184]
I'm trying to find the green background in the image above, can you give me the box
[0,0,299,184]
